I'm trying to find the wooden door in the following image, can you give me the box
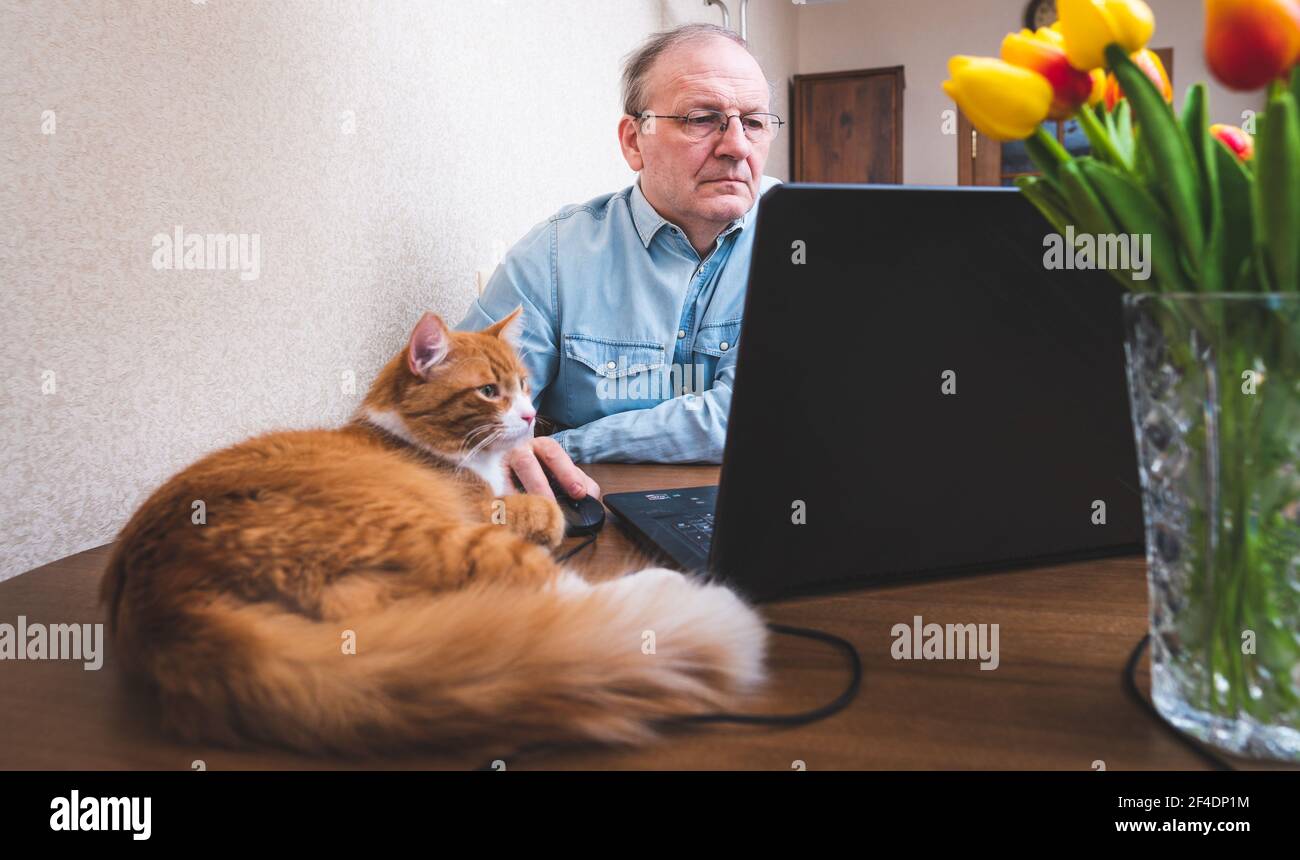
[791,66,905,183]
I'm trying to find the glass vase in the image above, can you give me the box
[1123,292,1300,761]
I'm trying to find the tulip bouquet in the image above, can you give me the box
[946,0,1300,760]
[945,0,1298,299]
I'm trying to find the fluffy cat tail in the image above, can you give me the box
[129,568,769,755]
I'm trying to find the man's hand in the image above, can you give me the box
[504,436,601,501]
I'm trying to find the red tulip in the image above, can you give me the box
[1102,48,1173,109]
[1210,123,1256,159]
[1205,0,1300,91]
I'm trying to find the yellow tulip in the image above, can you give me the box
[1089,68,1107,105]
[1037,24,1067,48]
[1104,0,1155,50]
[1058,0,1155,71]
[942,55,1054,141]
[1001,27,1099,120]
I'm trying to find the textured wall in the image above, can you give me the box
[0,0,797,578]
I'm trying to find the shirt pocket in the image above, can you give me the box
[688,319,741,392]
[563,334,668,412]
[693,319,741,359]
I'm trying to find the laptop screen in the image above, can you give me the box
[710,185,1142,602]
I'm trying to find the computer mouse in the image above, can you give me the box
[546,473,605,537]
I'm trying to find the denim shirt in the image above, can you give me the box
[454,173,781,463]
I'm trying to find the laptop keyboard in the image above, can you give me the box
[671,511,714,550]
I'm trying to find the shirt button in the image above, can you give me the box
[677,329,686,339]
[606,360,617,369]
[719,341,729,351]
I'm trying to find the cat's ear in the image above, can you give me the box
[483,306,524,347]
[407,312,451,378]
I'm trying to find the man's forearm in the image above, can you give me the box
[551,386,730,464]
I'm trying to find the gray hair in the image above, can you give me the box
[620,23,751,118]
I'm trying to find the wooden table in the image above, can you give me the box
[1,464,1289,770]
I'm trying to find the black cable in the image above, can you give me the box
[475,620,861,770]
[481,624,1241,769]
[554,534,598,563]
[1122,634,1235,771]
[659,622,862,728]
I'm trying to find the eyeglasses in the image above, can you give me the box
[636,109,785,143]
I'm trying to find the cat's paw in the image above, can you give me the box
[499,494,566,549]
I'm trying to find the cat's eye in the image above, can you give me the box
[478,384,499,398]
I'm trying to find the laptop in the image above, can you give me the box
[603,184,1144,603]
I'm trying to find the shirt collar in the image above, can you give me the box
[629,175,754,250]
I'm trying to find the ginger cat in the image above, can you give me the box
[100,308,768,754]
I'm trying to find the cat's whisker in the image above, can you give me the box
[457,424,501,459]
[459,424,494,449]
[455,439,498,472]
[458,421,498,447]
[458,428,503,466]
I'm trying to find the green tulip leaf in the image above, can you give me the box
[1214,137,1256,293]
[1181,84,1224,293]
[1180,85,1212,221]
[1110,100,1135,170]
[1059,160,1137,291]
[1255,91,1300,292]
[1229,254,1256,293]
[1077,158,1192,293]
[1060,160,1116,234]
[1015,175,1071,236]
[1025,124,1071,194]
[1106,44,1205,271]
[1077,101,1129,171]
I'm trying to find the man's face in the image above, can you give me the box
[622,37,772,232]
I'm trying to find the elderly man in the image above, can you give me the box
[454,23,782,501]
